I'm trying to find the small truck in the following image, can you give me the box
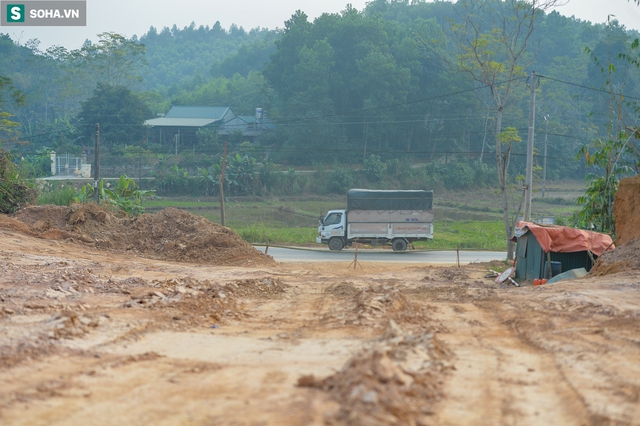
[316,189,434,251]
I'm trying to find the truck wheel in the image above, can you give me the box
[329,237,345,251]
[392,238,407,252]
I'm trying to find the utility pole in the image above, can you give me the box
[542,114,549,198]
[93,123,100,204]
[523,71,536,221]
[219,141,228,227]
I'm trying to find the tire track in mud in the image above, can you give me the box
[432,302,591,426]
[490,293,640,426]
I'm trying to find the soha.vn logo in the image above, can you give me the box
[7,4,25,22]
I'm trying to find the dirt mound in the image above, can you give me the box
[589,175,640,275]
[590,238,640,276]
[122,277,290,325]
[299,320,452,425]
[45,310,101,339]
[0,214,35,236]
[435,267,471,282]
[226,278,289,299]
[322,285,425,328]
[614,175,640,246]
[9,204,274,266]
[325,282,359,297]
[127,279,247,325]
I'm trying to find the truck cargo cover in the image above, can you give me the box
[347,189,433,211]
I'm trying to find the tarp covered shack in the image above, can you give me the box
[514,221,614,281]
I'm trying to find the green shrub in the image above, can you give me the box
[0,151,37,214]
[18,148,52,178]
[363,154,385,182]
[38,182,76,206]
[443,162,476,190]
[470,160,495,187]
[75,175,155,216]
[327,167,354,194]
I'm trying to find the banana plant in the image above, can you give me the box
[74,175,155,216]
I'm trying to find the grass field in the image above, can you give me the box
[143,182,585,251]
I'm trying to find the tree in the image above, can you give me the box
[451,0,561,260]
[574,17,640,235]
[76,84,152,148]
[72,32,147,89]
[0,75,24,142]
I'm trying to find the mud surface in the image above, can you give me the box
[1,208,640,425]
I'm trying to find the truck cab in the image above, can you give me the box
[317,210,347,250]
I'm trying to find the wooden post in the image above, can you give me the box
[348,239,362,269]
[219,141,228,227]
[457,245,460,268]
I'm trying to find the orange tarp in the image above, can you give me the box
[516,221,614,256]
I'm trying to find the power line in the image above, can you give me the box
[272,76,528,125]
[539,74,640,102]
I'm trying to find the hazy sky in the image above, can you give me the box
[2,0,640,51]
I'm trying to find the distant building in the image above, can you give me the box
[145,106,234,149]
[145,106,275,150]
[218,114,276,145]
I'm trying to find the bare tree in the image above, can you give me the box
[451,0,562,260]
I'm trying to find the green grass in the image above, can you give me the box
[37,184,76,206]
[139,181,586,251]
[232,222,317,245]
[415,221,506,251]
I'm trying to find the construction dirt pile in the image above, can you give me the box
[4,204,274,267]
[613,174,640,245]
[590,175,640,275]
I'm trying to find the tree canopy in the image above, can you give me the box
[76,84,152,147]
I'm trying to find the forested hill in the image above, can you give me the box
[139,22,277,93]
[0,0,639,182]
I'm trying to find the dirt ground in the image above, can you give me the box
[1,205,640,426]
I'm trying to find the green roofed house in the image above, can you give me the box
[145,106,235,150]
[145,106,275,151]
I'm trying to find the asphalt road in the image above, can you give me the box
[254,246,507,264]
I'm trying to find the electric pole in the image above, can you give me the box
[94,123,100,204]
[219,141,228,227]
[542,114,549,198]
[523,71,536,221]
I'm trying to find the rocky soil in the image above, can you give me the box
[0,203,639,425]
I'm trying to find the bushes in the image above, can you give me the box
[37,182,76,206]
[443,162,476,190]
[425,160,496,190]
[143,152,500,196]
[0,151,37,214]
[74,176,156,216]
[327,167,354,194]
[363,154,385,182]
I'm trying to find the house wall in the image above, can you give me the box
[149,127,203,150]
